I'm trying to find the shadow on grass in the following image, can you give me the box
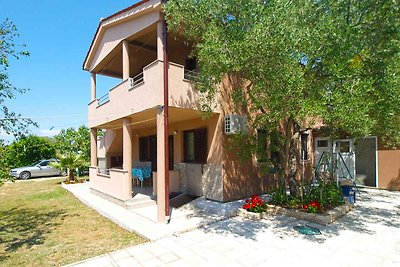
[0,207,67,256]
[198,189,400,243]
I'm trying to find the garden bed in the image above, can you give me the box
[238,203,354,225]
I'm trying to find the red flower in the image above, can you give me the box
[245,199,250,203]
[243,204,250,210]
[303,205,308,209]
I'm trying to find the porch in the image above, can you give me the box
[89,108,224,221]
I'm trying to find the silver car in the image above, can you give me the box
[9,159,65,180]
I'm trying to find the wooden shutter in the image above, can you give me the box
[195,128,208,164]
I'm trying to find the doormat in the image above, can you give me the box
[294,225,321,235]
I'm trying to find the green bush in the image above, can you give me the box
[271,179,344,212]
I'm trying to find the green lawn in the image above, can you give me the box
[0,178,147,267]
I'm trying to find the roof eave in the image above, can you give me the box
[82,0,159,72]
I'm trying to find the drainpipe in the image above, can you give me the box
[162,2,170,218]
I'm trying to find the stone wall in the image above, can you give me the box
[174,163,224,202]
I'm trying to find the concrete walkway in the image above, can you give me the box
[65,187,400,267]
[62,183,242,241]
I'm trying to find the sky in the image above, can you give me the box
[1,0,141,143]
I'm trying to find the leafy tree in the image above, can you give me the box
[0,135,56,184]
[165,0,400,193]
[54,126,90,181]
[51,154,86,183]
[3,135,56,168]
[55,126,90,161]
[0,140,11,185]
[0,19,37,138]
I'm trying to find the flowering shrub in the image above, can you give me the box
[303,201,321,213]
[242,195,267,213]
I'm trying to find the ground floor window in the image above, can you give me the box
[301,133,309,160]
[183,128,208,164]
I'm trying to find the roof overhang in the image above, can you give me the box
[82,0,162,72]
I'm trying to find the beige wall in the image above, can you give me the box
[89,167,132,201]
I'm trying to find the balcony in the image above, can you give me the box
[88,60,200,128]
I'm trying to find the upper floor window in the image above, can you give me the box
[184,57,198,80]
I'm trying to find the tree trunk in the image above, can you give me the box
[68,168,75,182]
[278,117,296,197]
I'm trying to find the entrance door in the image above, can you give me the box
[333,139,356,180]
[149,135,174,172]
[314,137,332,168]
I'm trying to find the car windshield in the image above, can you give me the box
[30,160,42,166]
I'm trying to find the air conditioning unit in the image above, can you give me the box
[224,115,248,135]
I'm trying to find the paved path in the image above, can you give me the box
[65,188,400,267]
[62,183,241,241]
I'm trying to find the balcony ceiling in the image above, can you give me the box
[97,27,193,79]
[97,107,205,130]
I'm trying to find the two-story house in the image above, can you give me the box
[83,0,276,223]
[83,0,400,223]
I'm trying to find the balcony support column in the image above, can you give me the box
[156,107,166,223]
[90,128,97,167]
[122,40,130,80]
[157,19,163,61]
[156,14,170,223]
[122,118,133,196]
[90,73,96,102]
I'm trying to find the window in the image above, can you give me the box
[39,161,49,166]
[183,128,208,164]
[301,133,309,160]
[339,141,350,153]
[317,139,329,148]
[185,57,197,71]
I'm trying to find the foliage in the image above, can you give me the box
[0,19,37,138]
[165,0,400,189]
[3,135,56,168]
[51,154,87,183]
[53,126,90,181]
[242,195,267,213]
[0,19,37,185]
[54,126,90,162]
[271,179,344,212]
[0,136,56,184]
[303,201,321,214]
[0,141,13,185]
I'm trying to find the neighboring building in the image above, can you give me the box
[83,0,400,222]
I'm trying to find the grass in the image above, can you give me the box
[0,178,147,267]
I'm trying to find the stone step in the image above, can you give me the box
[125,194,156,209]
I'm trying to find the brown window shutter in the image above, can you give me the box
[195,128,208,164]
